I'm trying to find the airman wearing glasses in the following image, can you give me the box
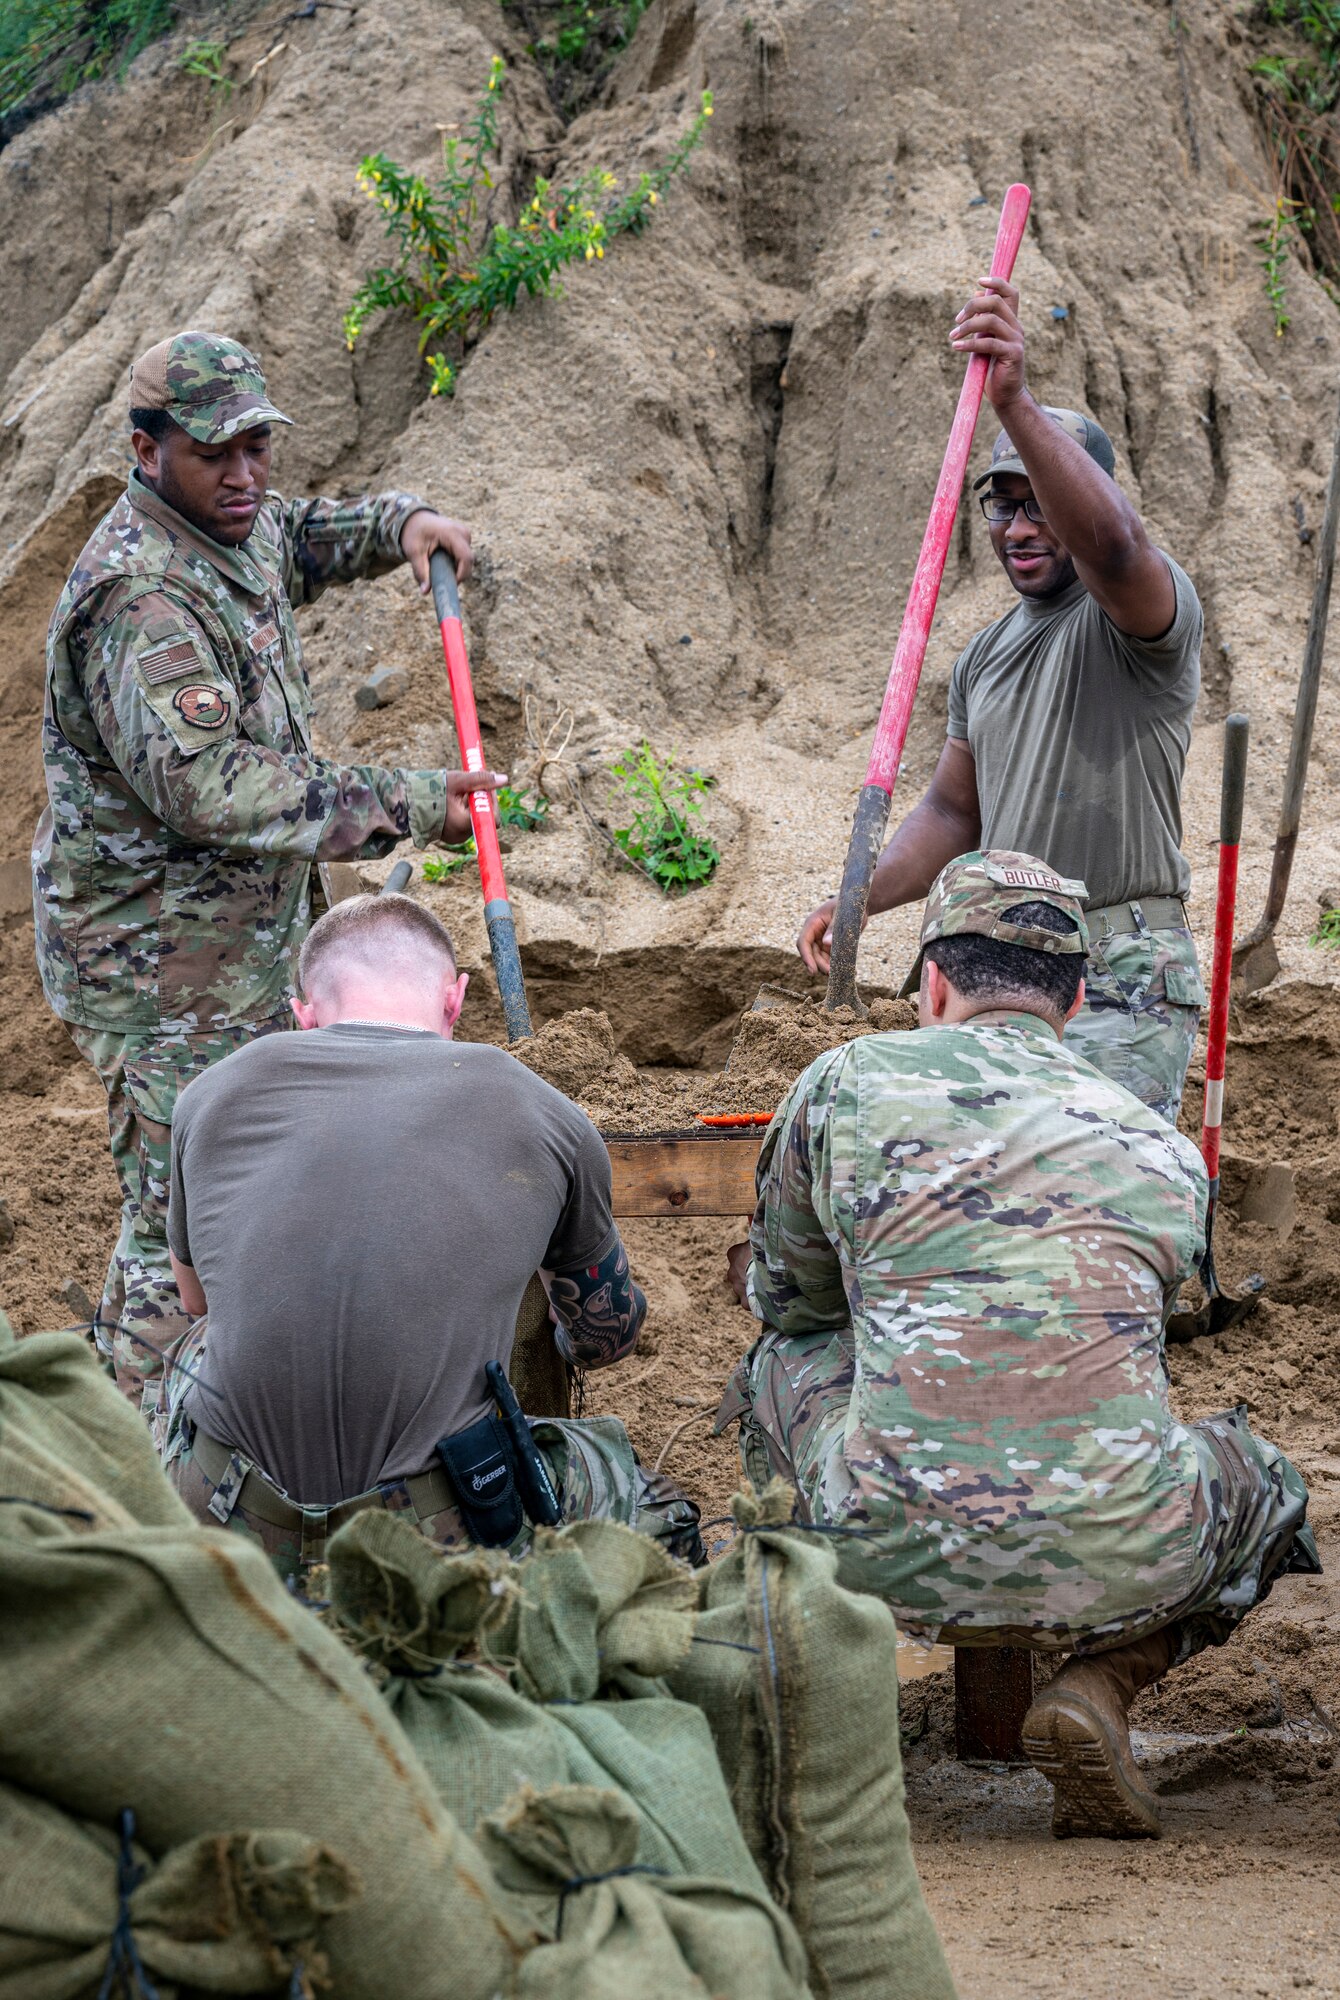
[796,275,1205,1123]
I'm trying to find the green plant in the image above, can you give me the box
[497,784,549,830]
[608,741,719,892]
[502,0,650,118]
[422,843,476,883]
[344,58,712,394]
[1258,194,1303,333]
[419,786,549,881]
[1309,904,1340,945]
[1249,2,1340,328]
[0,0,173,125]
[179,37,231,97]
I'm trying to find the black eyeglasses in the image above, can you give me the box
[980,493,1047,524]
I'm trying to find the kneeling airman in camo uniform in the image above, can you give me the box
[728,852,1318,1840]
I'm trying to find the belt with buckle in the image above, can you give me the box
[190,1426,453,1545]
[1085,895,1188,940]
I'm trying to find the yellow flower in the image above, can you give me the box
[595,244,604,258]
[648,190,658,205]
[585,245,595,261]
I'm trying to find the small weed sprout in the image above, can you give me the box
[422,844,475,884]
[608,741,720,893]
[344,58,712,394]
[179,38,231,96]
[1310,905,1340,947]
[1258,194,1303,334]
[496,784,549,831]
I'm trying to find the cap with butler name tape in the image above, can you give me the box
[899,849,1089,996]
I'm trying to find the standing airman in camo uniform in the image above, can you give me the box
[798,274,1207,1125]
[32,330,500,1436]
[728,852,1317,1840]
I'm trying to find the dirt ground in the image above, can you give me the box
[4,0,1340,1992]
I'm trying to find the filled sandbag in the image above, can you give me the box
[0,1313,188,1530]
[0,1783,355,1999]
[666,1484,957,2000]
[479,1785,811,2000]
[0,1493,527,1999]
[327,1510,771,1889]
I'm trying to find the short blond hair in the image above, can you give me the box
[298,893,456,1001]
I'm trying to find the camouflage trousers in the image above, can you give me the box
[163,1341,702,1588]
[68,1014,289,1439]
[721,1328,1315,1665]
[1063,921,1204,1124]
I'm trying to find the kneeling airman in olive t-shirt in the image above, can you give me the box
[161,893,703,1582]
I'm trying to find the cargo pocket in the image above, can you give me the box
[1164,961,1207,1009]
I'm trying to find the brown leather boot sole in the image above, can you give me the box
[1022,1688,1163,1840]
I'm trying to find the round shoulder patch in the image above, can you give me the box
[172,684,231,730]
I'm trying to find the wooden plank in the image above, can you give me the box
[604,1132,764,1217]
[953,1646,1035,1765]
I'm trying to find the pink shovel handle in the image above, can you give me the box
[865,182,1032,793]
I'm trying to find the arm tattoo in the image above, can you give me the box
[549,1236,646,1368]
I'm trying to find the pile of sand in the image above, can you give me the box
[518,994,918,1131]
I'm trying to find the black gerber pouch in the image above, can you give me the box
[435,1415,524,1547]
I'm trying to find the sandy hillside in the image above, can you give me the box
[2,0,1340,1993]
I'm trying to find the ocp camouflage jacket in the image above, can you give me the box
[33,474,446,1032]
[745,1012,1213,1637]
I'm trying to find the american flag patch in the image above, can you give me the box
[139,638,202,686]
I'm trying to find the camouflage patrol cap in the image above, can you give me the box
[900,849,1089,996]
[972,407,1115,490]
[129,331,292,445]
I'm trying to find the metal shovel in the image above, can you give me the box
[1232,388,1340,996]
[1167,714,1264,1344]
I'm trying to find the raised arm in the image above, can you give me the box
[797,737,981,975]
[949,277,1175,639]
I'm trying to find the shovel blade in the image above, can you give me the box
[1231,928,1280,998]
[1166,1270,1265,1345]
[1165,1304,1211,1345]
[1206,1271,1266,1335]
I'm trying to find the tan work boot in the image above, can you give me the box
[1022,1625,1177,1840]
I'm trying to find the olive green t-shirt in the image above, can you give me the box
[167,1024,617,1502]
[945,555,1201,908]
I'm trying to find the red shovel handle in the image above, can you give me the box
[1201,713,1249,1184]
[431,553,508,906]
[825,184,1031,1011]
[430,552,533,1042]
[864,182,1033,794]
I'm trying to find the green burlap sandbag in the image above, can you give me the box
[0,1494,528,1998]
[478,1785,812,2000]
[0,1316,188,1530]
[328,1510,774,1890]
[0,1783,356,1999]
[665,1485,957,2000]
